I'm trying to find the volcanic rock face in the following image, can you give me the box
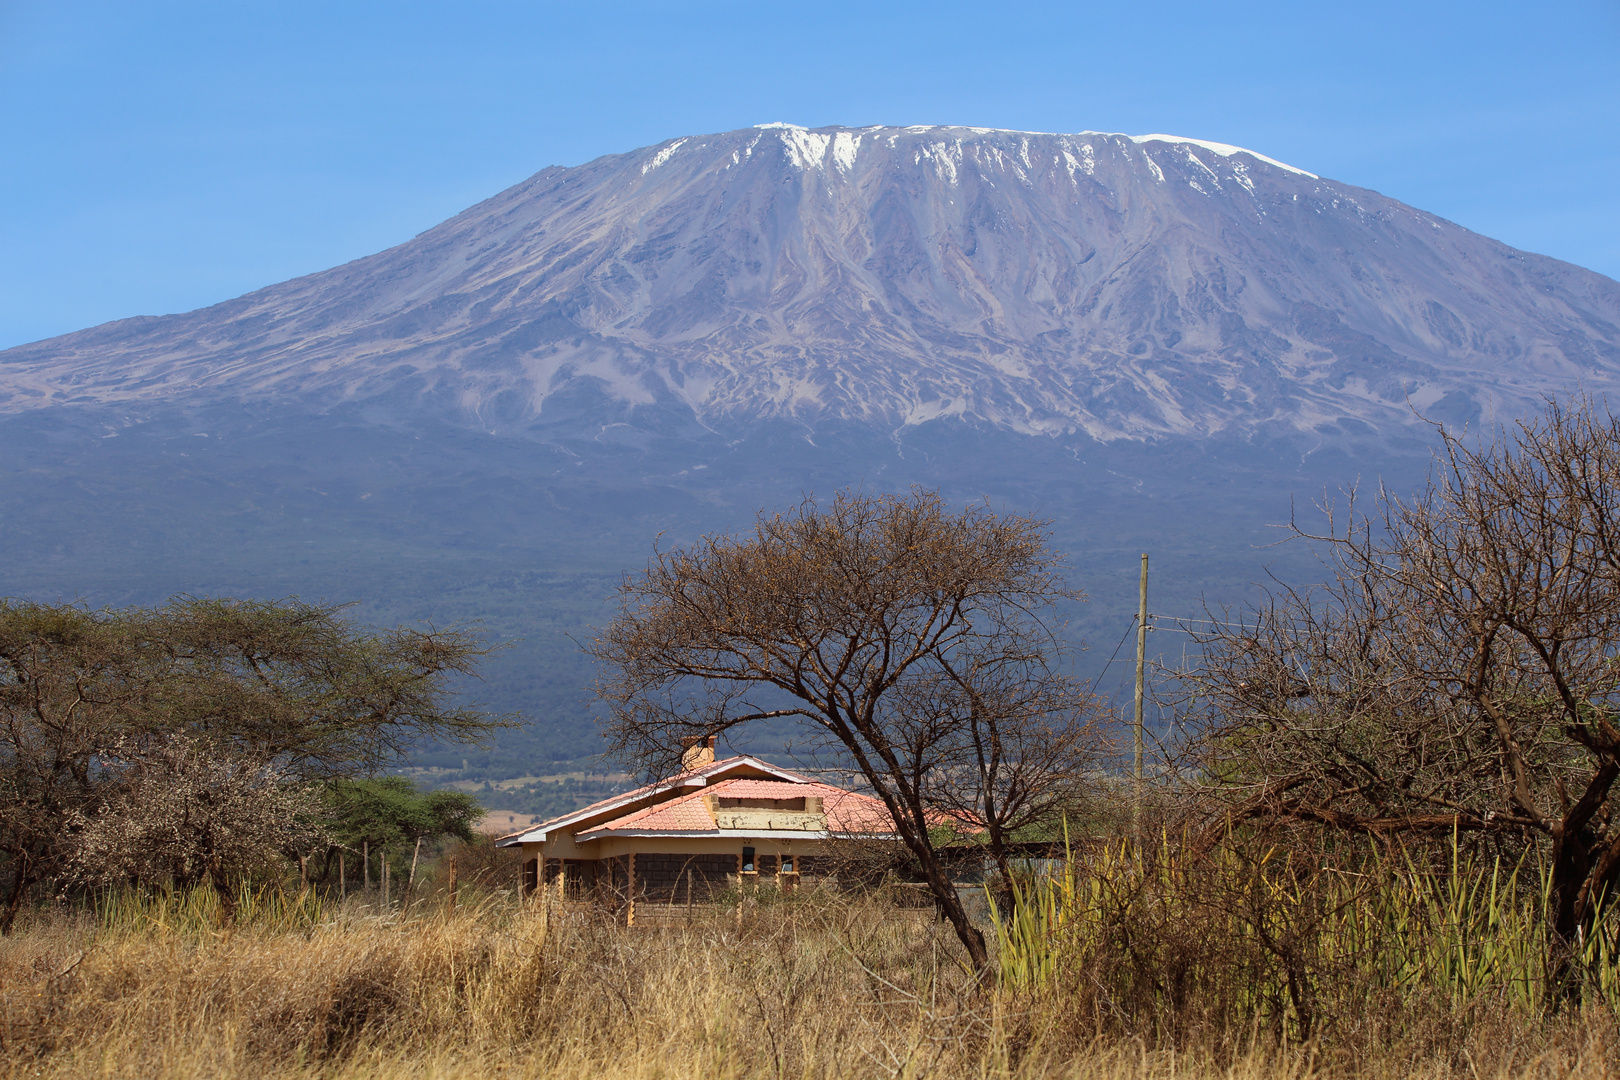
[6,125,1618,441]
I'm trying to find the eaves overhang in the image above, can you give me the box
[570,827,903,842]
[574,827,834,842]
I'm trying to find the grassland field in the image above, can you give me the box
[4,836,1618,1080]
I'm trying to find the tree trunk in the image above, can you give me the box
[1548,832,1596,1005]
[991,850,1018,917]
[319,844,337,884]
[210,863,238,926]
[985,821,1018,917]
[0,854,33,936]
[908,838,989,972]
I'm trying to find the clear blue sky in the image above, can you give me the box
[1,0,1616,350]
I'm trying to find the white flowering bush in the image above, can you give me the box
[66,736,326,917]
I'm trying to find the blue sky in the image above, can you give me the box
[1,0,1616,350]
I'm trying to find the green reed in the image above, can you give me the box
[987,828,1620,1036]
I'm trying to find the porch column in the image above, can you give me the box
[627,852,637,927]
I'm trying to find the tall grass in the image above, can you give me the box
[95,880,330,937]
[0,858,1615,1079]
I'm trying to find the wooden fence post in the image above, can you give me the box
[405,837,422,913]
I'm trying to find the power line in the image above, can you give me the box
[1147,614,1319,639]
[1087,614,1139,697]
[1149,613,1222,627]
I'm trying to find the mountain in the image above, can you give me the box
[6,125,1618,441]
[3,125,1618,774]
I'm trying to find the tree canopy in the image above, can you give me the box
[322,777,483,862]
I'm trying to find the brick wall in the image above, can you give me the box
[543,857,605,900]
[633,853,738,903]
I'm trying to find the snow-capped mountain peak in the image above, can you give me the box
[2,125,1616,443]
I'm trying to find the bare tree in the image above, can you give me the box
[592,488,1101,973]
[901,655,1104,887]
[1184,397,1620,993]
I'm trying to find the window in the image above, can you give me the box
[741,846,756,872]
[780,854,794,874]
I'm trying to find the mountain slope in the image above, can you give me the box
[5,125,1620,772]
[6,125,1618,441]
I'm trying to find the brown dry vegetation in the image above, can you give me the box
[0,878,1615,1080]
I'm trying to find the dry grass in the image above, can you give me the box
[0,882,1615,1080]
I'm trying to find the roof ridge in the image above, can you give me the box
[500,757,878,846]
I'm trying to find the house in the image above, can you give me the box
[496,738,898,923]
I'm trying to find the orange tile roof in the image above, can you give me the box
[818,787,901,834]
[557,763,714,819]
[581,777,897,836]
[596,789,719,832]
[505,756,810,842]
[707,779,897,832]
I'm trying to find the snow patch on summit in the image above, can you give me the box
[917,140,965,184]
[1128,134,1317,178]
[641,138,688,174]
[778,128,832,170]
[831,131,861,173]
[1059,143,1096,180]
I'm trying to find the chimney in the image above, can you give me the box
[680,735,717,772]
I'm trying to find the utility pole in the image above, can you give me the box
[1133,553,1148,837]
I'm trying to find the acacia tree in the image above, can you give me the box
[319,776,483,885]
[0,596,509,932]
[592,488,1102,972]
[1185,398,1620,991]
